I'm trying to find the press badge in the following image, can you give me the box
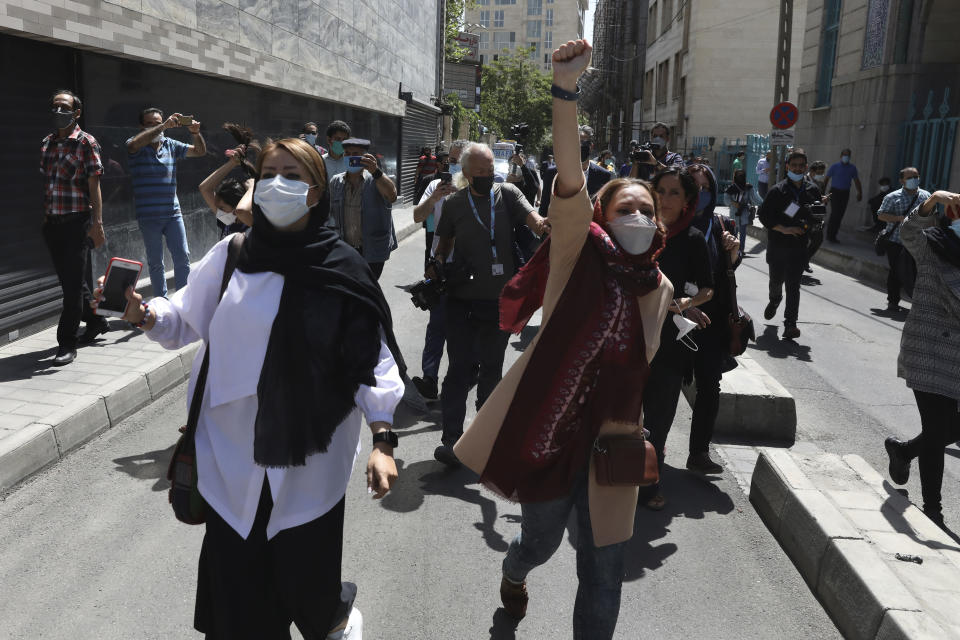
[784,202,800,218]
[492,263,505,276]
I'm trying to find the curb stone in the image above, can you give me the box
[750,448,958,639]
[0,342,202,493]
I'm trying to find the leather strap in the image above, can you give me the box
[183,233,245,441]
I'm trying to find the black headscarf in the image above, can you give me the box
[237,192,406,467]
[924,223,960,271]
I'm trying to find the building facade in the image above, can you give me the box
[638,0,806,159]
[582,0,649,156]
[0,0,441,340]
[795,0,959,232]
[467,0,587,72]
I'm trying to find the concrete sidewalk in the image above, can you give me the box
[0,205,422,493]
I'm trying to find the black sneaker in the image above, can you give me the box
[411,375,438,400]
[686,452,723,474]
[886,303,903,313]
[782,325,801,340]
[78,319,109,344]
[764,299,781,321]
[433,444,461,468]
[884,437,911,485]
[52,347,77,366]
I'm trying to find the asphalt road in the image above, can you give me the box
[0,229,845,639]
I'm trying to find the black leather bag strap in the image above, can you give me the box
[184,233,245,440]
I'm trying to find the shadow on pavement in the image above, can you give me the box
[751,324,812,361]
[869,306,909,322]
[379,458,509,552]
[0,347,59,382]
[879,480,960,547]
[800,274,822,286]
[560,466,735,582]
[112,444,175,492]
[509,324,539,353]
[488,609,519,640]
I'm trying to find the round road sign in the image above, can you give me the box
[770,102,799,129]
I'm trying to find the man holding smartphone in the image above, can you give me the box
[41,89,107,366]
[127,107,206,298]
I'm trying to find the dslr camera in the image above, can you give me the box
[509,122,531,144]
[401,258,472,311]
[799,201,828,233]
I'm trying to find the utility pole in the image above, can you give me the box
[771,0,793,182]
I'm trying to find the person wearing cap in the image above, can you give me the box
[327,137,398,279]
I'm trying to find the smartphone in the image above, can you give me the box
[96,258,143,318]
[439,171,452,184]
[178,115,194,126]
[347,156,364,169]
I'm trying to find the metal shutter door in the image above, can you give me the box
[399,101,440,204]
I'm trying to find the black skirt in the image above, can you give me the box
[194,480,349,640]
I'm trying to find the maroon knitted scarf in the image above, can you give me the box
[486,220,663,502]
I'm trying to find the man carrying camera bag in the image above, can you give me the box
[428,142,548,466]
[758,149,823,340]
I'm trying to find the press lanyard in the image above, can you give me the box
[467,189,498,264]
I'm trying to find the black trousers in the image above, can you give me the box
[368,261,385,280]
[826,188,850,240]
[886,242,905,306]
[901,390,960,517]
[806,227,824,265]
[440,296,509,445]
[42,213,98,349]
[767,248,805,325]
[195,482,348,639]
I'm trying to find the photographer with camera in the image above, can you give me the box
[758,149,823,339]
[428,142,548,466]
[642,122,685,171]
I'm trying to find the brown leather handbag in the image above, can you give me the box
[593,432,659,487]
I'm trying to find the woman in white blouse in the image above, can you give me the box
[108,138,404,639]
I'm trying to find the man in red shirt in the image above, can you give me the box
[40,89,106,365]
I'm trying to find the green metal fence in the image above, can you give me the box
[897,88,958,191]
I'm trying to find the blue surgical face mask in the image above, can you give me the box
[841,155,850,164]
[696,190,712,212]
[330,140,345,156]
[304,133,317,146]
[787,169,805,182]
[904,177,920,190]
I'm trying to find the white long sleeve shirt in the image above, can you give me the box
[147,237,404,540]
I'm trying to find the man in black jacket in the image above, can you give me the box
[758,149,823,340]
[539,125,613,213]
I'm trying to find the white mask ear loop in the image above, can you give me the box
[671,300,700,352]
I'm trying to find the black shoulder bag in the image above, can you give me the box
[167,233,244,525]
[875,194,919,256]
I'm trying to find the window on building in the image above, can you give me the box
[861,0,890,69]
[648,3,658,43]
[676,76,686,135]
[893,0,914,63]
[479,32,490,49]
[544,53,550,64]
[529,42,540,59]
[479,10,490,28]
[547,0,553,4]
[672,53,682,99]
[544,30,552,51]
[656,59,669,105]
[815,0,842,107]
[644,69,654,106]
[495,0,516,5]
[527,20,542,39]
[545,9,553,26]
[494,10,504,27]
[493,31,516,51]
[476,0,489,4]
[661,0,673,34]
[528,0,542,16]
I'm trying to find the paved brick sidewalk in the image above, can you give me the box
[0,321,202,492]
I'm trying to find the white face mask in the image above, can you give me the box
[152,132,164,144]
[672,310,700,352]
[254,175,313,228]
[216,209,237,225]
[607,212,658,255]
[447,162,461,175]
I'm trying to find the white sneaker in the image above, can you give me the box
[326,607,362,640]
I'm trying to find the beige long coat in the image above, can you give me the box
[453,182,673,546]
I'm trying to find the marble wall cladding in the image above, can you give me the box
[142,0,198,29]
[7,0,438,114]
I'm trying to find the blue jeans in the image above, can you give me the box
[421,296,447,380]
[502,473,625,640]
[138,215,191,298]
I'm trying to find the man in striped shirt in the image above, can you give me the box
[126,108,206,297]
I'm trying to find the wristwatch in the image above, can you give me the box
[372,430,398,448]
[372,168,384,180]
